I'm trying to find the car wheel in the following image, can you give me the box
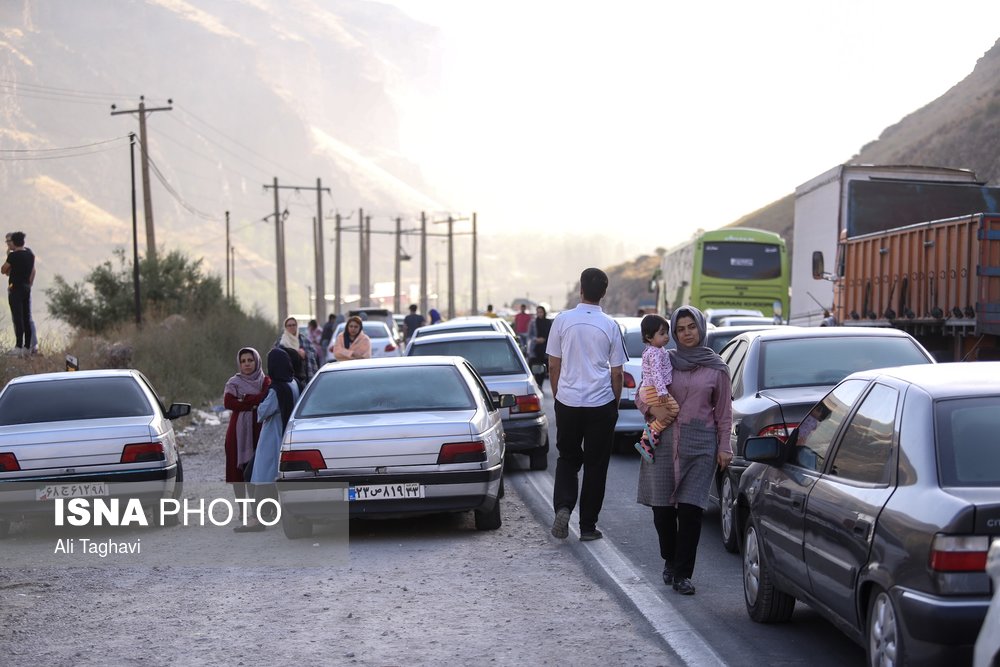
[719,472,738,553]
[743,517,795,623]
[867,588,902,667]
[475,497,502,530]
[281,515,313,540]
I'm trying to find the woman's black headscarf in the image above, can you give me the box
[266,347,296,428]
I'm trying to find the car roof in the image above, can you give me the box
[855,361,1000,397]
[7,369,141,385]
[734,326,918,342]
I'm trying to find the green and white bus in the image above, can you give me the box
[653,227,790,320]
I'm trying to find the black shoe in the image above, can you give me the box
[579,528,603,542]
[672,577,696,595]
[551,507,571,539]
[662,563,675,586]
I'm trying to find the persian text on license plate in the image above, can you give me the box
[36,482,110,501]
[347,483,423,501]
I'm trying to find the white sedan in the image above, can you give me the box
[277,356,513,539]
[0,369,190,536]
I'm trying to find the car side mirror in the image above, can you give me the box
[744,436,784,465]
[491,392,516,409]
[165,403,192,420]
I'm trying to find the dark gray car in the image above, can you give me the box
[736,362,1000,666]
[715,327,934,551]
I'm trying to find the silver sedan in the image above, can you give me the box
[0,369,190,536]
[277,356,512,539]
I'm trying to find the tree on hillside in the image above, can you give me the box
[47,249,223,333]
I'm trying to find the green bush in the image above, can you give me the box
[46,249,223,334]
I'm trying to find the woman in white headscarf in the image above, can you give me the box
[274,316,319,387]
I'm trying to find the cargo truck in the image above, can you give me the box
[791,164,985,326]
[813,213,1000,361]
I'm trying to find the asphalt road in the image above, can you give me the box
[504,392,867,667]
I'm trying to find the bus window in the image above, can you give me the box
[701,242,782,280]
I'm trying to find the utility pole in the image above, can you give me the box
[447,216,455,318]
[314,179,327,321]
[225,210,230,300]
[471,212,478,314]
[263,177,288,321]
[111,96,172,262]
[365,214,372,307]
[358,208,365,308]
[394,217,401,313]
[420,212,428,315]
[128,133,141,327]
[334,212,342,316]
[264,179,331,320]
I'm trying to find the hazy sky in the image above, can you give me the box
[382,1,1000,250]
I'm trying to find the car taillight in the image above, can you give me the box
[384,342,396,352]
[438,441,486,464]
[758,423,799,442]
[623,372,636,389]
[280,450,327,472]
[0,452,20,472]
[929,535,989,572]
[511,394,541,414]
[121,442,165,463]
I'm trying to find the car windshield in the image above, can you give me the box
[0,377,153,425]
[759,337,930,389]
[297,366,475,417]
[416,324,492,338]
[935,396,1000,486]
[410,338,524,375]
[337,322,390,339]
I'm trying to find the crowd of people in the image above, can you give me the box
[221,278,734,598]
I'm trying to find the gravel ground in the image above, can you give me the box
[0,415,676,666]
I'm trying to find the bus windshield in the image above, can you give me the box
[701,242,781,280]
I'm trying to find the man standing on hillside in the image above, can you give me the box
[2,231,35,356]
[547,268,626,542]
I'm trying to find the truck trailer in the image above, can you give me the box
[818,213,1000,361]
[791,164,983,326]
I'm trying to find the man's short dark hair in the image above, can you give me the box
[580,268,608,302]
[409,304,418,313]
[9,232,25,246]
[328,313,336,321]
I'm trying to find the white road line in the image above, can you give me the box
[521,471,728,667]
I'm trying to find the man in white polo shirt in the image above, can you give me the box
[547,267,626,541]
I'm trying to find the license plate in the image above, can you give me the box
[36,482,110,501]
[346,483,424,501]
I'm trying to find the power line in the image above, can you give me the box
[0,136,127,153]
[173,103,309,181]
[0,142,124,161]
[0,78,150,102]
[144,148,219,222]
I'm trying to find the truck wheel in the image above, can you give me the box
[281,515,313,540]
[743,517,795,623]
[719,472,739,553]
[475,497,502,530]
